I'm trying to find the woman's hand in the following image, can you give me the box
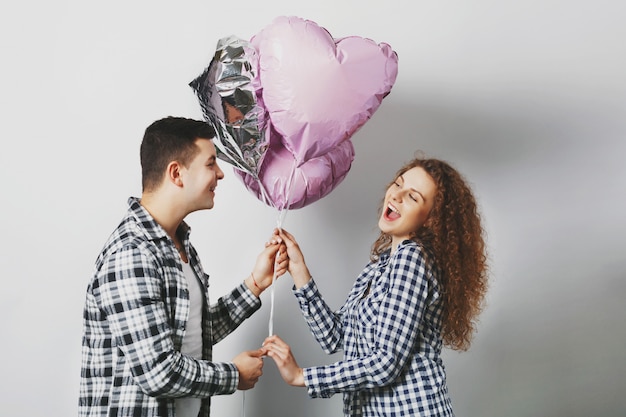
[276,228,312,289]
[263,335,305,387]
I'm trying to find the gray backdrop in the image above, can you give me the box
[2,1,625,416]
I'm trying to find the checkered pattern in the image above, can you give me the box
[79,197,261,417]
[294,240,455,416]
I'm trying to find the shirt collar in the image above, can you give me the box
[380,239,418,264]
[127,196,191,243]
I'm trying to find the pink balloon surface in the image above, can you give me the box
[187,16,399,210]
[250,16,398,166]
[235,128,355,210]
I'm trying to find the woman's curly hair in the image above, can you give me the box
[371,154,489,351]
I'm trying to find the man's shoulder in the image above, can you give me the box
[95,212,157,267]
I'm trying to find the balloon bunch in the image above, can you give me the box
[190,15,398,212]
[190,16,397,346]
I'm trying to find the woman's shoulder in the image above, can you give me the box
[393,240,437,273]
[394,239,425,258]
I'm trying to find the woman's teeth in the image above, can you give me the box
[386,204,400,220]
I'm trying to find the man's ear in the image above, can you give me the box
[166,161,184,187]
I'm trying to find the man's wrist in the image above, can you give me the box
[245,273,263,297]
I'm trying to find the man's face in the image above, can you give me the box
[181,139,224,211]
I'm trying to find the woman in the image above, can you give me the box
[264,154,489,416]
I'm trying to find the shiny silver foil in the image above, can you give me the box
[189,36,268,177]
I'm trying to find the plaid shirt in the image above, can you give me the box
[79,197,261,417]
[294,240,454,417]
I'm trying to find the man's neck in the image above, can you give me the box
[140,192,186,240]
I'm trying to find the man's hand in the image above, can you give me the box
[232,348,266,390]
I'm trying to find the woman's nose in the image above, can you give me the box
[390,189,402,201]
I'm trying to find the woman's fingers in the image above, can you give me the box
[265,334,284,343]
[279,228,295,241]
[264,335,287,349]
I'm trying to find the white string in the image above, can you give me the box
[268,210,287,337]
[268,159,298,337]
[268,257,277,337]
[256,174,272,209]
[242,159,298,417]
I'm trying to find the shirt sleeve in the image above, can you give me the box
[293,279,345,354]
[210,282,261,344]
[302,245,433,398]
[94,245,239,398]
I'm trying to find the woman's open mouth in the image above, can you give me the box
[384,203,400,221]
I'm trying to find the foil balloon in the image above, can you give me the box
[190,16,398,210]
[250,16,398,167]
[235,126,355,210]
[189,36,268,177]
[189,17,397,344]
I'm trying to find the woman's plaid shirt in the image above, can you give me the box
[79,198,261,417]
[294,240,455,417]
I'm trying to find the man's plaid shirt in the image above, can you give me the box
[294,240,455,416]
[79,197,260,417]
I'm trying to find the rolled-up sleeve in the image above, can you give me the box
[210,283,261,345]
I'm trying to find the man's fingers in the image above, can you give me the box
[248,347,266,358]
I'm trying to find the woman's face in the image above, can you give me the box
[378,166,437,250]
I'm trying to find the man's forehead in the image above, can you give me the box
[191,138,216,159]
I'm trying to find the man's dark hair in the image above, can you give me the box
[140,116,216,192]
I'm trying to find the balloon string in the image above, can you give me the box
[268,159,298,337]
[242,160,298,417]
[254,173,272,208]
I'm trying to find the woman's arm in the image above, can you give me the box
[303,245,433,398]
[293,279,346,354]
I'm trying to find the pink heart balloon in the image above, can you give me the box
[235,128,355,210]
[250,16,398,166]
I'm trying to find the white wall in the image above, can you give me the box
[2,1,625,416]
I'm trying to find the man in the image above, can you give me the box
[79,116,285,416]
